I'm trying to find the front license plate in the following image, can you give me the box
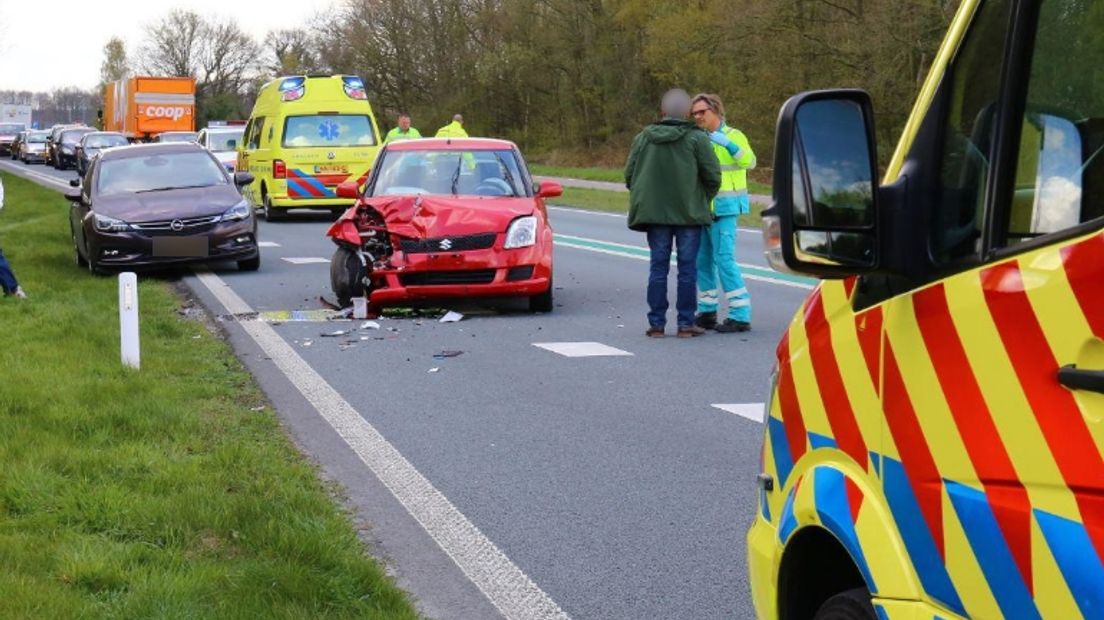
[314,164,348,174]
[152,236,208,257]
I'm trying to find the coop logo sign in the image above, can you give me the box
[139,105,191,121]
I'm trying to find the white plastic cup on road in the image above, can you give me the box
[352,296,368,319]
[119,272,140,369]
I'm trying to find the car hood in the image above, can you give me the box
[95,185,242,222]
[373,195,534,238]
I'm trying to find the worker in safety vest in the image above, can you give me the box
[435,114,469,138]
[384,113,422,143]
[690,93,756,332]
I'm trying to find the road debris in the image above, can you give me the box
[433,350,464,359]
[320,329,349,337]
[428,367,440,373]
[440,310,464,323]
[360,321,381,330]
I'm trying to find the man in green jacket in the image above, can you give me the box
[625,89,721,338]
[384,113,422,143]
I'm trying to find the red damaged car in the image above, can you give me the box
[326,138,561,312]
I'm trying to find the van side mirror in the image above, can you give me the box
[336,181,360,199]
[764,89,880,278]
[535,180,563,199]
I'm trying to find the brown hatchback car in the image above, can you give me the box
[67,143,260,273]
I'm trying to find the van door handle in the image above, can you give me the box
[1058,365,1104,393]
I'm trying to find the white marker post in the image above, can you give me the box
[119,272,140,369]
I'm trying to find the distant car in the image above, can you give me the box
[45,124,77,167]
[75,131,128,175]
[196,125,245,173]
[53,127,96,170]
[326,138,560,312]
[67,143,259,274]
[151,131,198,144]
[0,122,25,156]
[9,130,28,160]
[18,130,50,164]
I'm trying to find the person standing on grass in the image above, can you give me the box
[0,177,27,299]
[690,93,756,332]
[384,113,422,143]
[625,89,720,338]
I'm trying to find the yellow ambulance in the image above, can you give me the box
[238,75,382,221]
[749,0,1104,618]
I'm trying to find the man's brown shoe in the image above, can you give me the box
[677,325,706,338]
[646,326,665,338]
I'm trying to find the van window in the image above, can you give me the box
[282,115,377,148]
[1000,0,1104,245]
[930,0,1012,264]
[245,117,265,150]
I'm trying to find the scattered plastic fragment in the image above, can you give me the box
[433,350,464,359]
[428,367,440,373]
[440,311,464,323]
[321,329,348,337]
[360,321,381,330]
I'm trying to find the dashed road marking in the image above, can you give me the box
[712,403,766,423]
[281,257,329,264]
[258,241,281,248]
[532,342,634,357]
[193,268,570,620]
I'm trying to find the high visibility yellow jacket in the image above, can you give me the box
[385,126,422,143]
[711,124,756,216]
[435,121,468,138]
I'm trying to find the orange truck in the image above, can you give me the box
[103,77,196,141]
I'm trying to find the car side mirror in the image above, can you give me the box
[69,178,80,187]
[536,180,563,199]
[336,181,360,199]
[233,171,255,186]
[764,89,880,278]
[64,191,82,202]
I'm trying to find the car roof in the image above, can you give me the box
[384,137,518,151]
[98,142,207,161]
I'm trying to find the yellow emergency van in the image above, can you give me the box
[239,75,382,220]
[750,0,1104,618]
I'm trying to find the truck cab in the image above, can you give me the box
[749,1,1104,618]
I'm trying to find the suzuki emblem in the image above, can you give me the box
[439,239,453,250]
[170,219,185,232]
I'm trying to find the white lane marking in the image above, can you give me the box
[0,160,73,191]
[553,234,814,290]
[532,342,633,357]
[193,268,569,620]
[281,257,329,264]
[546,205,761,233]
[712,403,765,423]
[258,241,281,248]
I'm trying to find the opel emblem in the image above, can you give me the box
[327,151,336,160]
[439,239,453,250]
[170,219,185,232]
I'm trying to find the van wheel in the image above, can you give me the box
[528,277,554,313]
[813,588,877,620]
[330,245,366,308]
[263,195,284,222]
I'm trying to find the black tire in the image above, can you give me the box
[330,245,366,308]
[237,255,261,271]
[331,207,345,218]
[263,194,284,221]
[813,588,877,620]
[74,237,88,268]
[528,276,554,313]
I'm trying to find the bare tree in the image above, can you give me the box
[138,9,205,76]
[99,37,130,89]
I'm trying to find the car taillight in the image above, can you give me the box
[273,159,286,179]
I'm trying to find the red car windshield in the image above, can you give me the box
[372,149,529,197]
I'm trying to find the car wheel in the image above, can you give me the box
[813,588,877,620]
[528,276,554,313]
[330,245,366,308]
[331,207,345,218]
[73,235,88,268]
[237,255,261,271]
[263,195,283,222]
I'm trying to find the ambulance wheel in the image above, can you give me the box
[330,245,366,308]
[528,277,553,313]
[263,195,284,222]
[813,588,877,620]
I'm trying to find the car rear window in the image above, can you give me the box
[0,123,23,133]
[97,151,227,196]
[208,129,244,152]
[85,135,128,148]
[61,130,94,144]
[282,115,376,148]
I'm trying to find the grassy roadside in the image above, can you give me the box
[552,186,767,228]
[0,172,418,618]
[531,163,773,196]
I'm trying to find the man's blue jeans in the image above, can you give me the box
[646,225,702,328]
[0,247,19,294]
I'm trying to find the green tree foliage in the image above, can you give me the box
[99,37,130,91]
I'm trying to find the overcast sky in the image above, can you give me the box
[0,0,338,93]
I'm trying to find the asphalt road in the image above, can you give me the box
[2,157,814,620]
